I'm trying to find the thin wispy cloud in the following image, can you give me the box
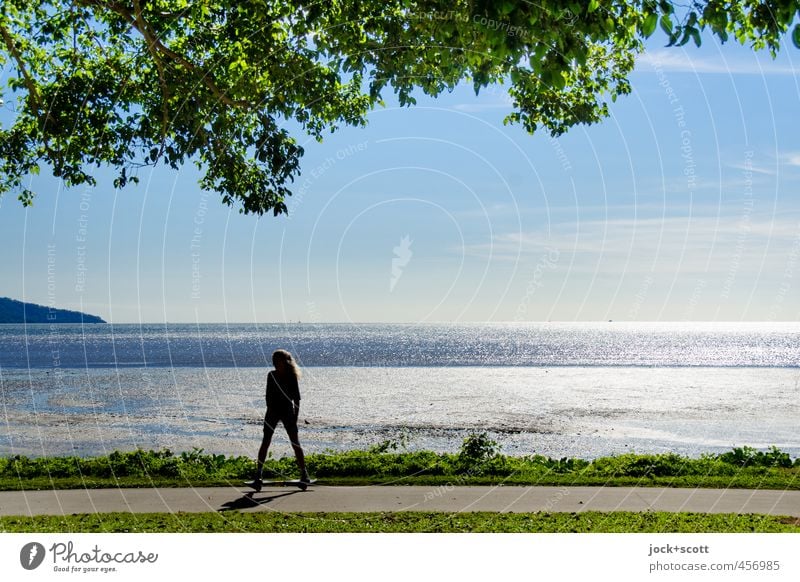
[727,150,800,175]
[780,152,800,166]
[728,161,776,175]
[636,50,799,75]
[461,213,800,276]
[451,100,514,112]
[729,151,800,173]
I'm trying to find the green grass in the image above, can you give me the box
[1,437,797,491]
[1,511,798,533]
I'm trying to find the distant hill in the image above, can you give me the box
[0,297,106,324]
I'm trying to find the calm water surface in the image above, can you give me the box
[1,322,797,458]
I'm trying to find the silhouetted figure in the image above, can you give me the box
[250,349,310,491]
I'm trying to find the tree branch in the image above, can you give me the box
[0,20,43,113]
[132,0,170,153]
[75,0,253,109]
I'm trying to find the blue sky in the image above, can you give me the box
[1,34,799,323]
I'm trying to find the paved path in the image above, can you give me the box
[1,485,798,517]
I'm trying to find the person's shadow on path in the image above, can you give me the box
[219,490,302,511]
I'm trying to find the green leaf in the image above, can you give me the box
[498,1,515,16]
[642,13,658,38]
[588,0,600,13]
[552,71,566,90]
[573,45,588,66]
[660,15,673,35]
[793,24,800,50]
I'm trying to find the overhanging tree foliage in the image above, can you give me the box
[0,1,798,216]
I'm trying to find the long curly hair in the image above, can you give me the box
[272,349,302,379]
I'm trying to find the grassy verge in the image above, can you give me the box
[1,511,798,533]
[1,436,797,491]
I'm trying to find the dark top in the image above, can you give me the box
[265,371,300,409]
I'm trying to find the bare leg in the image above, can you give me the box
[285,404,308,479]
[256,411,278,480]
[285,423,308,479]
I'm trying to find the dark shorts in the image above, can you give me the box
[263,403,299,434]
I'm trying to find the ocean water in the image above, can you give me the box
[0,322,798,458]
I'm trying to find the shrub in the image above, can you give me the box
[2,455,37,478]
[547,457,589,474]
[457,432,500,474]
[368,432,410,454]
[589,453,691,478]
[717,446,794,469]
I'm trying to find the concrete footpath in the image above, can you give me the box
[0,485,798,517]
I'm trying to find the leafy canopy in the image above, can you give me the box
[1,1,798,216]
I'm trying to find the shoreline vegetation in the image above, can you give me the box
[2,435,798,533]
[1,434,797,492]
